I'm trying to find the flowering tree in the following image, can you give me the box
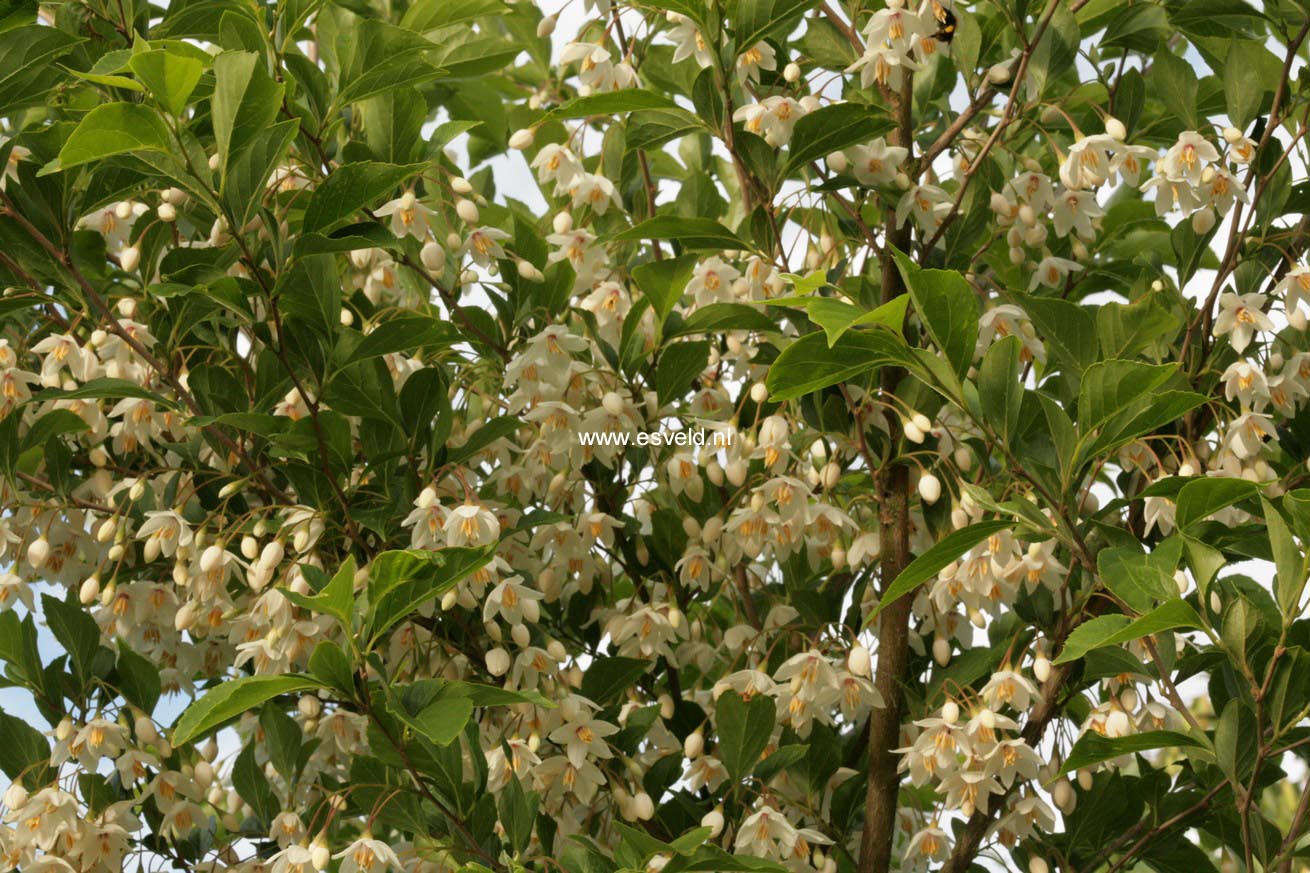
[3,0,1310,871]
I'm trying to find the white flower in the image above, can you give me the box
[850,137,907,187]
[136,510,194,560]
[547,714,618,767]
[484,576,544,625]
[1060,134,1117,190]
[980,669,1039,712]
[895,183,951,231]
[1051,188,1102,239]
[443,503,500,547]
[374,190,433,241]
[1160,131,1220,186]
[1276,266,1310,313]
[462,226,511,267]
[335,835,402,873]
[568,172,621,215]
[1110,144,1157,187]
[1029,256,1082,291]
[77,201,148,253]
[905,825,951,862]
[1226,411,1277,459]
[1213,292,1273,353]
[733,96,806,147]
[0,138,29,190]
[736,42,777,84]
[531,143,583,191]
[735,806,797,858]
[668,16,713,68]
[687,256,742,307]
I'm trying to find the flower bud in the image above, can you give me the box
[3,782,28,810]
[684,729,704,759]
[702,806,725,837]
[1105,117,1127,141]
[509,128,536,150]
[918,473,941,505]
[80,575,101,605]
[783,62,801,82]
[941,700,959,724]
[456,198,480,225]
[847,643,871,678]
[1029,857,1050,873]
[487,647,511,676]
[932,637,951,666]
[200,544,224,574]
[1033,654,1051,683]
[537,13,557,36]
[27,536,50,569]
[158,202,177,222]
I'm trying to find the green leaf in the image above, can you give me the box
[446,416,521,466]
[544,89,677,121]
[1020,294,1097,375]
[668,303,777,337]
[804,295,909,346]
[498,772,540,855]
[1264,497,1304,615]
[656,340,710,406]
[348,312,460,362]
[449,681,554,708]
[1098,546,1178,614]
[212,50,285,175]
[128,48,205,115]
[302,161,425,234]
[1077,360,1175,433]
[233,741,277,823]
[1175,477,1260,531]
[893,249,978,377]
[365,547,494,645]
[753,743,808,783]
[716,690,775,780]
[765,327,910,401]
[611,216,750,252]
[400,0,509,30]
[866,521,1014,624]
[1054,599,1206,665]
[390,681,476,746]
[1222,39,1280,131]
[0,712,55,790]
[116,644,162,714]
[40,377,177,407]
[0,26,83,115]
[260,704,303,781]
[308,640,356,697]
[580,656,652,705]
[172,674,323,746]
[1059,729,1205,775]
[734,0,815,47]
[977,335,1023,443]
[626,107,707,152]
[1152,50,1199,129]
[632,254,697,324]
[281,555,356,628]
[783,102,894,176]
[41,594,99,685]
[51,103,172,171]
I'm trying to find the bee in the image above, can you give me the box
[930,0,957,44]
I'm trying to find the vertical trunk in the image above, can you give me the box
[858,62,915,870]
[857,462,913,873]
